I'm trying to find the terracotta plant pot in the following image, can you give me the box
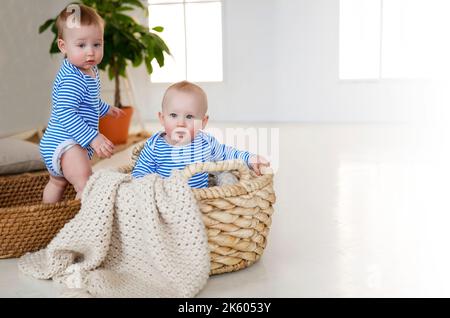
[99,106,134,145]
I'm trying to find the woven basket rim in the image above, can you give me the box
[118,161,274,200]
[125,143,274,200]
[0,170,48,181]
[190,172,273,200]
[0,198,80,214]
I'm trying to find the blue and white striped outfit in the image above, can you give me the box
[132,131,251,188]
[40,59,110,177]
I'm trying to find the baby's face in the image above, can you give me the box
[159,91,208,146]
[58,24,104,74]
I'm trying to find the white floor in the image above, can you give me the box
[2,122,450,297]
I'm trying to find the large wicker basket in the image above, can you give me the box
[0,148,275,275]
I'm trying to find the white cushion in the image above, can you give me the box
[0,138,45,175]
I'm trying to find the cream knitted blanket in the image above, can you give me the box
[18,170,210,298]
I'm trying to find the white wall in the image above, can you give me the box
[0,0,71,137]
[141,0,447,123]
[1,0,447,137]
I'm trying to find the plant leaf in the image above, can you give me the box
[117,6,134,12]
[39,19,55,34]
[152,26,164,33]
[154,49,164,68]
[50,34,59,54]
[144,57,154,74]
[132,52,143,67]
[108,65,115,81]
[122,0,146,10]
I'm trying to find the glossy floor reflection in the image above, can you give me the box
[2,123,449,297]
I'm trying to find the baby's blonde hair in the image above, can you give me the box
[56,4,104,40]
[162,81,208,114]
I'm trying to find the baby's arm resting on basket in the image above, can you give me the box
[208,134,270,175]
[131,141,157,178]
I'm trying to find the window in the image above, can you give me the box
[148,0,223,83]
[339,0,450,80]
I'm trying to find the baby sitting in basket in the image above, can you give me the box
[132,81,270,187]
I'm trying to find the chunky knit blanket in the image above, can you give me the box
[18,170,210,298]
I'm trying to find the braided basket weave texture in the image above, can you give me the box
[0,172,79,259]
[0,144,276,275]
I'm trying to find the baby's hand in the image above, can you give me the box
[90,134,115,158]
[248,155,270,176]
[107,106,125,118]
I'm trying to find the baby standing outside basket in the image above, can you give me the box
[40,4,124,203]
[132,81,270,185]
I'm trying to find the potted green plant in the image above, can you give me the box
[39,0,170,144]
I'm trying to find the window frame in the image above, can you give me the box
[148,0,224,84]
[338,0,444,83]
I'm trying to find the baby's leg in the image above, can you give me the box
[43,175,69,203]
[60,145,92,200]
